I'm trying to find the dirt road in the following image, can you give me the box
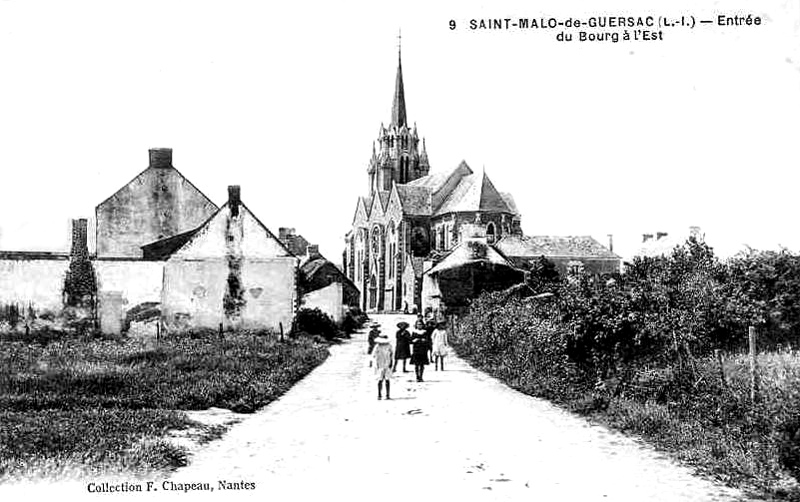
[164,313,747,501]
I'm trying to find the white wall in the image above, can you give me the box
[94,260,164,308]
[301,282,344,324]
[94,260,165,334]
[0,258,69,313]
[163,257,296,333]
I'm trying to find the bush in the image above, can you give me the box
[451,276,800,497]
[341,307,368,334]
[293,308,341,341]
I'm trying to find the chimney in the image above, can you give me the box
[70,218,89,260]
[656,232,668,241]
[642,233,653,243]
[149,148,173,168]
[279,227,296,242]
[228,185,241,217]
[306,244,321,260]
[607,234,614,253]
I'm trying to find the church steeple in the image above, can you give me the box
[390,40,407,127]
[367,37,429,196]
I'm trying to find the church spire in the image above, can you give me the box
[390,32,407,127]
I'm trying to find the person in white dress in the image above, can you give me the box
[372,333,394,400]
[431,321,449,371]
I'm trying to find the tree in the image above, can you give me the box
[527,256,560,293]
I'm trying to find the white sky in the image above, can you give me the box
[0,0,798,262]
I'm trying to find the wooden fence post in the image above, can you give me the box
[749,326,759,402]
[714,349,725,387]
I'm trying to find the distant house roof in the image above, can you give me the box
[635,228,704,258]
[435,172,513,216]
[141,227,202,261]
[299,254,359,297]
[281,233,311,257]
[300,257,328,279]
[636,237,683,258]
[495,235,619,260]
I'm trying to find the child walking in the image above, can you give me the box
[431,321,449,371]
[410,321,430,382]
[372,333,394,400]
[394,321,412,372]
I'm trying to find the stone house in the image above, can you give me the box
[146,186,297,333]
[96,148,218,258]
[0,148,302,335]
[495,235,621,276]
[277,227,360,323]
[634,226,704,259]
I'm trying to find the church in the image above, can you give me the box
[343,50,524,314]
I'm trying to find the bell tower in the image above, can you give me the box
[367,38,430,196]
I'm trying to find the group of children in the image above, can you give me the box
[367,316,450,400]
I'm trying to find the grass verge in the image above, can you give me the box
[0,332,329,481]
[453,330,800,500]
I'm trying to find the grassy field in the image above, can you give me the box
[0,331,329,481]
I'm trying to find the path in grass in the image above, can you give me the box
[169,314,749,501]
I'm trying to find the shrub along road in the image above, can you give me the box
[156,314,748,501]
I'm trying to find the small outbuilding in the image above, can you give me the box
[422,226,525,316]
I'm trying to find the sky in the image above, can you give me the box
[0,0,799,262]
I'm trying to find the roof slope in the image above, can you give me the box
[436,172,513,216]
[500,192,520,216]
[496,235,619,259]
[406,170,451,191]
[395,185,431,215]
[141,227,202,260]
[163,201,292,260]
[428,238,517,275]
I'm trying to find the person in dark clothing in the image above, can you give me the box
[424,320,436,364]
[410,321,431,382]
[394,321,412,372]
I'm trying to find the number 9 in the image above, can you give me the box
[449,20,456,30]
